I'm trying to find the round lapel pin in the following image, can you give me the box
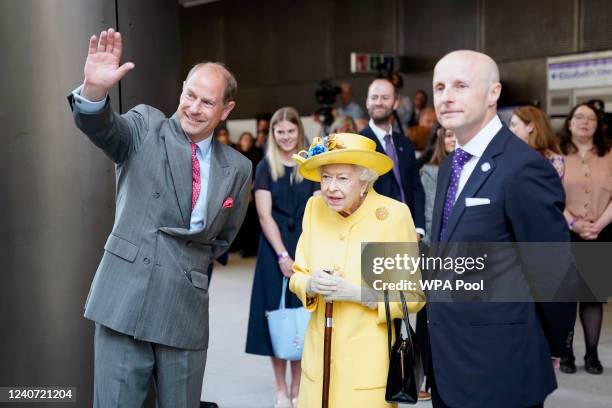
[481,162,491,172]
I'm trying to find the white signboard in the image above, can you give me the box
[350,52,395,74]
[548,51,612,90]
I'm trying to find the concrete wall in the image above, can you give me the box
[180,0,612,118]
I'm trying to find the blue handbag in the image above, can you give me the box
[265,277,311,361]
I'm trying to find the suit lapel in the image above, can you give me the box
[441,158,497,241]
[364,126,403,190]
[166,114,192,227]
[205,140,235,230]
[431,155,452,242]
[441,128,508,241]
[363,126,385,154]
[392,132,407,185]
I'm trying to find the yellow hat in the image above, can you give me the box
[293,133,393,182]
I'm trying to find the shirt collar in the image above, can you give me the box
[457,115,502,159]
[369,118,393,145]
[190,134,213,159]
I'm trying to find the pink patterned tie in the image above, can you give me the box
[191,143,201,209]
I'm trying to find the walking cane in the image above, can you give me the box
[322,270,333,408]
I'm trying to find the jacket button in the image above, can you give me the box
[152,192,160,199]
[143,257,150,265]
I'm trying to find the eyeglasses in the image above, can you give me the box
[572,114,597,123]
[320,174,352,187]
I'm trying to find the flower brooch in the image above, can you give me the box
[294,134,346,164]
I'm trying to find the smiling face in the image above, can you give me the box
[444,129,456,153]
[568,105,598,141]
[320,164,368,215]
[178,65,236,142]
[509,114,533,143]
[366,79,399,126]
[273,120,299,153]
[433,51,501,144]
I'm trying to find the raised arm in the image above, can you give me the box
[70,28,149,164]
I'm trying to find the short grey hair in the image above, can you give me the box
[318,164,378,190]
[356,165,379,190]
[185,62,238,104]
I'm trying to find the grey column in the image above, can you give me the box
[0,1,118,405]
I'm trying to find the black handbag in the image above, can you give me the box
[384,290,421,404]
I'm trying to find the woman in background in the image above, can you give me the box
[232,131,263,257]
[245,107,319,408]
[420,126,456,246]
[330,115,358,134]
[416,126,455,401]
[559,102,612,375]
[509,106,564,178]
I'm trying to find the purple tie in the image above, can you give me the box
[440,147,472,239]
[383,134,406,203]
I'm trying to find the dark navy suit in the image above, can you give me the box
[360,125,426,230]
[427,125,576,408]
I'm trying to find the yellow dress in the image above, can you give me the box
[290,190,425,408]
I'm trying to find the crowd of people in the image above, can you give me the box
[72,28,610,408]
[236,63,611,408]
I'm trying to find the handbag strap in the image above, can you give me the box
[278,277,289,310]
[399,291,416,354]
[384,290,416,357]
[384,290,393,357]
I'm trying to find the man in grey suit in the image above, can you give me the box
[68,28,251,407]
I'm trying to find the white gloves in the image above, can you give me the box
[306,270,337,296]
[307,271,378,309]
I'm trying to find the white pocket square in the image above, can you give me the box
[465,197,490,207]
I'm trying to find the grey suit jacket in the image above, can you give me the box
[70,97,251,350]
[420,164,439,246]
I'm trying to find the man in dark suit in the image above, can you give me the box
[69,28,251,407]
[427,50,576,408]
[360,78,426,237]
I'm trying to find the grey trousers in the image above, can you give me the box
[94,324,207,408]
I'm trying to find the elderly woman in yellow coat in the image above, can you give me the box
[289,133,425,408]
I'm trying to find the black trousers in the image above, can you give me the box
[431,378,543,408]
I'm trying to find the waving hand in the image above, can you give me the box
[82,28,134,101]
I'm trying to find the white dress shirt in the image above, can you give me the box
[368,118,393,146]
[454,115,502,202]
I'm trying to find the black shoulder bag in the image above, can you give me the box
[384,290,421,404]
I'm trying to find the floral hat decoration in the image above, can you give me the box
[293,133,393,182]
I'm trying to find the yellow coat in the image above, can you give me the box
[290,190,425,408]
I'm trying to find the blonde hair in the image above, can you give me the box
[266,107,307,182]
[330,115,358,133]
